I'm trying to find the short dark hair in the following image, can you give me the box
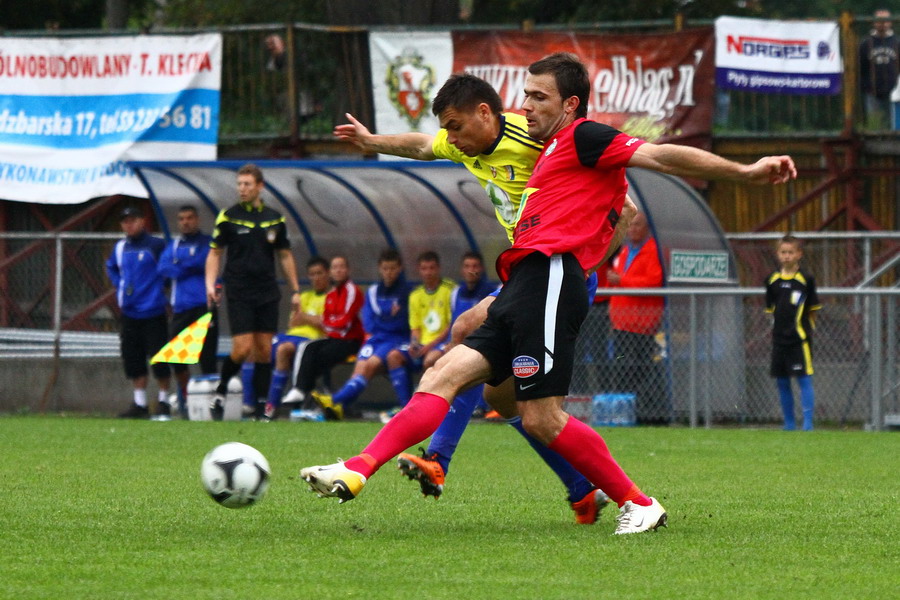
[779,235,803,251]
[417,250,440,265]
[306,256,328,270]
[177,205,198,214]
[528,52,590,119]
[461,250,483,264]
[378,248,403,265]
[237,163,263,183]
[432,73,503,117]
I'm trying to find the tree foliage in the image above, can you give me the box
[1,0,893,31]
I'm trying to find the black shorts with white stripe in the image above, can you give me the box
[463,251,588,400]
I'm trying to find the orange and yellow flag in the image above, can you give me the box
[150,312,213,364]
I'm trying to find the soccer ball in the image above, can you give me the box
[200,442,271,508]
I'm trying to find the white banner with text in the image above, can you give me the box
[0,34,221,203]
[715,17,842,95]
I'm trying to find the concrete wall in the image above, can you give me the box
[0,358,401,416]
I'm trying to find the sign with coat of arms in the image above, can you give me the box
[386,49,436,128]
[369,31,452,152]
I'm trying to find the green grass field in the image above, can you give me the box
[1,416,896,599]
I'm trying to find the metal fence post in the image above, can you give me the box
[689,293,698,428]
[869,294,883,431]
[886,296,896,425]
[40,234,65,412]
[703,295,712,428]
[53,235,63,338]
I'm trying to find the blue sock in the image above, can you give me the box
[241,362,255,407]
[507,416,594,503]
[777,376,795,430]
[334,374,368,408]
[389,366,411,406]
[267,370,289,408]
[798,375,814,431]
[427,385,483,475]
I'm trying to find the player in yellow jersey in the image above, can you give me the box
[337,89,537,242]
[259,256,330,420]
[333,74,633,523]
[382,251,456,422]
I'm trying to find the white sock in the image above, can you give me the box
[134,389,148,408]
[158,389,169,405]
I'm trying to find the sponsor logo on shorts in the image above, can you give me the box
[512,355,540,378]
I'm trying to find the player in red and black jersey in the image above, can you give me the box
[301,53,796,534]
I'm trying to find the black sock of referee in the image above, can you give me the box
[216,356,242,395]
[252,362,272,406]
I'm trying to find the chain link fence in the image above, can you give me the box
[2,233,899,428]
[727,232,900,288]
[570,288,900,430]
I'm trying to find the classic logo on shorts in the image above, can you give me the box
[512,355,540,378]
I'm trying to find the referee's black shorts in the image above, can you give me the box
[226,296,279,336]
[120,314,170,380]
[464,252,588,401]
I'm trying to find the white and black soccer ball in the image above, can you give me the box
[200,442,270,508]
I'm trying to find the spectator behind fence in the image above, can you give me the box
[283,255,365,413]
[765,235,822,431]
[205,163,301,420]
[105,207,172,420]
[259,256,330,421]
[607,211,666,425]
[264,33,318,127]
[157,205,219,417]
[310,249,412,421]
[859,9,900,129]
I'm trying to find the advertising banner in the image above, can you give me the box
[368,29,714,150]
[0,34,221,203]
[452,29,715,147]
[715,17,842,95]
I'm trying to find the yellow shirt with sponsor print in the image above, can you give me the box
[408,278,456,346]
[286,289,326,339]
[432,112,543,242]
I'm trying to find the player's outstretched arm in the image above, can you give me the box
[333,113,438,160]
[629,143,797,185]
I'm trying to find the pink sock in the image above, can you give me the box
[548,417,651,507]
[344,392,450,478]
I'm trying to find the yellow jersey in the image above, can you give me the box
[432,112,543,242]
[408,278,456,346]
[286,289,326,339]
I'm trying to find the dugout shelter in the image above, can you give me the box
[130,160,742,420]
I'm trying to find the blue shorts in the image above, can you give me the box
[270,334,311,362]
[358,335,406,363]
[394,343,425,371]
[489,272,598,308]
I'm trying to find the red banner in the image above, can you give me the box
[452,29,714,147]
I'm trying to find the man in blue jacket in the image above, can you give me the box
[105,207,172,419]
[157,205,219,417]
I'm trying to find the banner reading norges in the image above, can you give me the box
[452,28,714,148]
